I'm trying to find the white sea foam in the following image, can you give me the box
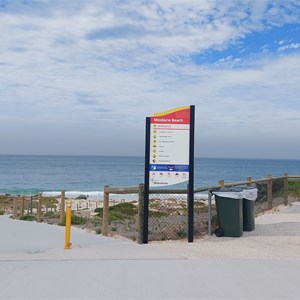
[42,191,139,201]
[195,193,209,200]
[42,191,103,200]
[41,191,209,201]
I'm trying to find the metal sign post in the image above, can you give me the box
[143,117,150,244]
[144,105,195,243]
[188,105,195,242]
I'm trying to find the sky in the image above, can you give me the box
[0,0,300,159]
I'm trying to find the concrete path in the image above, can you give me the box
[1,204,300,299]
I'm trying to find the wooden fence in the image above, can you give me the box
[1,174,300,243]
[101,174,300,242]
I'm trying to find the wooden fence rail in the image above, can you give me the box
[101,174,299,242]
[2,174,299,243]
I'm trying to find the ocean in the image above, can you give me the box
[0,155,299,198]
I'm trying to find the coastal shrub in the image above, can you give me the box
[41,196,58,208]
[43,211,60,218]
[288,180,300,196]
[94,207,102,214]
[194,201,209,214]
[71,214,87,225]
[272,178,284,197]
[176,228,187,239]
[0,210,4,215]
[160,234,166,241]
[19,215,35,221]
[76,195,88,200]
[110,202,137,216]
[95,228,102,234]
[149,210,168,218]
[91,217,102,226]
[206,214,218,227]
[149,202,160,209]
[94,202,137,222]
[59,214,87,226]
[255,182,268,202]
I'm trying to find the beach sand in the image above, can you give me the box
[148,201,300,259]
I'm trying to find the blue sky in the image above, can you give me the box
[0,0,300,159]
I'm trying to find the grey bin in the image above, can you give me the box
[212,187,258,237]
[212,188,244,237]
[240,186,258,232]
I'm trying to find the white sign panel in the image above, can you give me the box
[149,106,190,187]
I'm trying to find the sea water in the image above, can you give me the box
[0,155,299,198]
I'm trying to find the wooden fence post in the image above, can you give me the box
[247,177,252,187]
[218,180,225,187]
[267,175,273,210]
[13,197,18,219]
[20,196,25,218]
[30,196,33,214]
[27,199,31,214]
[284,173,289,206]
[138,183,144,244]
[102,185,109,237]
[60,190,65,224]
[37,193,42,222]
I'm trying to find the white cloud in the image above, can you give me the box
[0,0,300,157]
[278,43,300,51]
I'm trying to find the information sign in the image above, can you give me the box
[149,106,191,187]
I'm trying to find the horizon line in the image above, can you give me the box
[0,153,299,161]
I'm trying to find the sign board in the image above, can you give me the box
[143,105,195,243]
[149,106,191,187]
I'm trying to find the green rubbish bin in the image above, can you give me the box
[241,187,258,232]
[213,188,244,237]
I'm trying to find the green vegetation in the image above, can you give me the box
[76,195,88,200]
[59,214,87,226]
[273,178,285,197]
[256,178,285,201]
[41,196,58,208]
[149,201,160,209]
[149,210,168,218]
[288,180,300,196]
[71,214,87,225]
[194,201,209,214]
[95,202,138,222]
[94,207,102,214]
[43,211,60,218]
[176,228,187,238]
[211,214,218,227]
[19,215,35,221]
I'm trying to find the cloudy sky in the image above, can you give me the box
[0,0,300,159]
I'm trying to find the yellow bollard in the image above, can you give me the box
[64,199,72,250]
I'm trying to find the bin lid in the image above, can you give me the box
[212,187,244,199]
[242,187,258,201]
[212,187,258,200]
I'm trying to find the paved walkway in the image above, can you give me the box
[1,203,300,299]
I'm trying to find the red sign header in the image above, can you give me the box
[150,107,190,124]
